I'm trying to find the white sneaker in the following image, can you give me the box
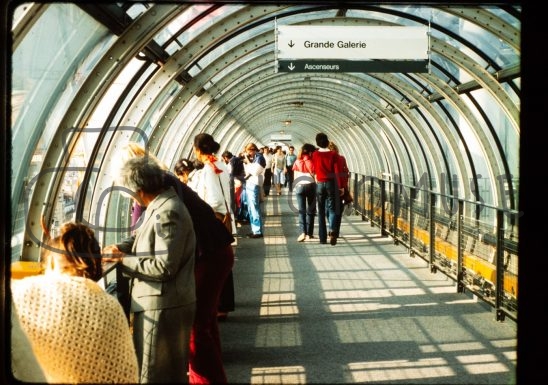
[305,235,315,241]
[297,233,306,242]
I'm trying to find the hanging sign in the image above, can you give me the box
[277,59,429,73]
[271,134,292,141]
[277,25,429,60]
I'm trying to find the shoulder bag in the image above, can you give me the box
[215,175,233,234]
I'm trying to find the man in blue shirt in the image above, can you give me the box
[285,145,297,192]
[242,143,266,238]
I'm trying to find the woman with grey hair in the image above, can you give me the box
[103,156,197,383]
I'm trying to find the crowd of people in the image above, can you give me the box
[10,132,350,384]
[228,134,349,245]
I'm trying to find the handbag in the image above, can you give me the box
[215,211,233,234]
[342,187,353,205]
[216,175,233,234]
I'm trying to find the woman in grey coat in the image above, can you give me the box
[103,156,196,383]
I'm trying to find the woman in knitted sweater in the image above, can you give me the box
[11,222,139,383]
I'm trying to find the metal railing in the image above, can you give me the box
[346,173,518,322]
[102,262,131,321]
[102,173,519,323]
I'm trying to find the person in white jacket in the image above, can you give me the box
[189,133,235,235]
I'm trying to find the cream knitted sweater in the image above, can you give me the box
[11,273,139,383]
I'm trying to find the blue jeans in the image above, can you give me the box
[316,180,337,242]
[245,183,263,235]
[295,183,317,236]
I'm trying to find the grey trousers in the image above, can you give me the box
[133,302,196,383]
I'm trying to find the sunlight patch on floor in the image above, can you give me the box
[251,366,306,384]
[346,358,454,382]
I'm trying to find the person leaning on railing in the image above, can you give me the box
[103,157,197,383]
[11,221,139,384]
[117,142,235,384]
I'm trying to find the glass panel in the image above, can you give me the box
[11,3,112,260]
[437,99,485,201]
[163,5,244,55]
[432,7,518,71]
[468,88,519,207]
[412,104,458,192]
[485,5,520,27]
[347,6,429,26]
[197,44,271,83]
[505,79,520,110]
[155,4,213,49]
[111,62,158,128]
[190,6,337,75]
[86,59,144,129]
[12,2,34,29]
[460,18,515,69]
[125,3,150,20]
[139,82,183,142]
[277,7,337,25]
[157,95,205,169]
[429,52,464,85]
[191,24,273,76]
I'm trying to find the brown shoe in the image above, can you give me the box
[329,232,337,246]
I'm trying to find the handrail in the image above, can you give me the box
[346,172,518,323]
[101,172,517,324]
[101,262,131,321]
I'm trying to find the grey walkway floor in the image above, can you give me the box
[220,191,517,384]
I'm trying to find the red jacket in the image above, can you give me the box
[312,149,344,187]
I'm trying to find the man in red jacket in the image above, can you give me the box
[311,133,343,245]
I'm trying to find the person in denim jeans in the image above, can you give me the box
[242,143,266,238]
[311,133,343,245]
[328,141,350,241]
[285,145,297,192]
[272,146,286,196]
[292,143,317,242]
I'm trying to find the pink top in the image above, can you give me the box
[292,155,315,185]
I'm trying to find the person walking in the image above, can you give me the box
[292,143,317,242]
[329,141,350,240]
[262,146,273,197]
[272,146,286,196]
[103,157,196,383]
[221,150,246,220]
[311,133,343,246]
[242,142,266,238]
[285,145,297,192]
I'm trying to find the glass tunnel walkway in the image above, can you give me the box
[218,189,517,385]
